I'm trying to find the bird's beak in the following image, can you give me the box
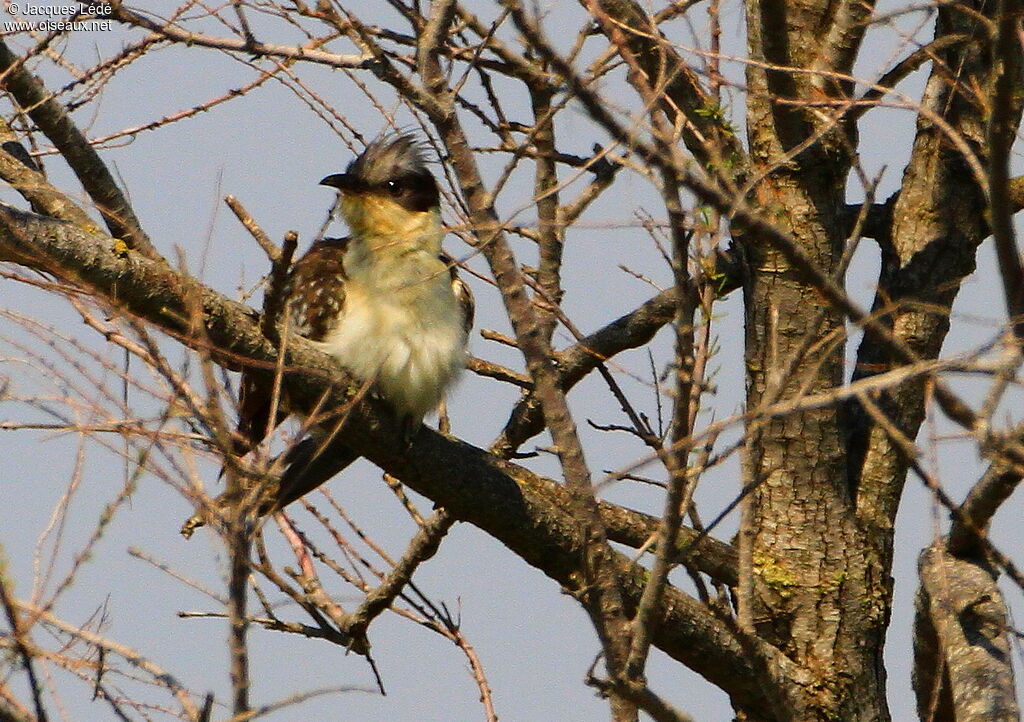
[319,173,358,191]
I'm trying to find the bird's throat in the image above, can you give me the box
[341,196,442,258]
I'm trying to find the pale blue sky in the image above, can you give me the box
[1,2,1022,721]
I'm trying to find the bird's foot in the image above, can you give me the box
[180,512,206,539]
[179,492,240,539]
[399,415,419,448]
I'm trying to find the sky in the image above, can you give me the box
[0,2,1022,721]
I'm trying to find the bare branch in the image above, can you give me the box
[105,4,371,70]
[493,288,678,456]
[11,599,201,718]
[0,574,48,722]
[0,39,158,259]
[851,34,972,121]
[224,195,280,265]
[584,0,748,181]
[346,509,455,642]
[985,0,1024,341]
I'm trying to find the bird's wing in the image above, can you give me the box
[283,237,350,342]
[442,253,475,336]
[234,369,289,455]
[234,238,351,454]
[266,251,472,513]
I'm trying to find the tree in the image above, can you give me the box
[0,1,1022,720]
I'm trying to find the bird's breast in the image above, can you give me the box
[316,254,467,421]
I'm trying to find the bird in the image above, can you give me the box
[182,132,473,537]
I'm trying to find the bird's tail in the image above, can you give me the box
[180,438,359,538]
[270,436,360,512]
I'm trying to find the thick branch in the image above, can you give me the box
[848,174,1024,243]
[949,462,1022,556]
[0,137,94,228]
[912,543,1019,722]
[987,0,1024,341]
[848,0,1024,564]
[0,39,158,259]
[0,205,772,711]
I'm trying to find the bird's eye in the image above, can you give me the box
[385,179,405,196]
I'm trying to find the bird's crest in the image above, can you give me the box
[346,131,433,187]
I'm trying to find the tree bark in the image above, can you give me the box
[913,544,1019,722]
[739,0,890,718]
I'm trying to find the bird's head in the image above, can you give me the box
[320,132,441,248]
